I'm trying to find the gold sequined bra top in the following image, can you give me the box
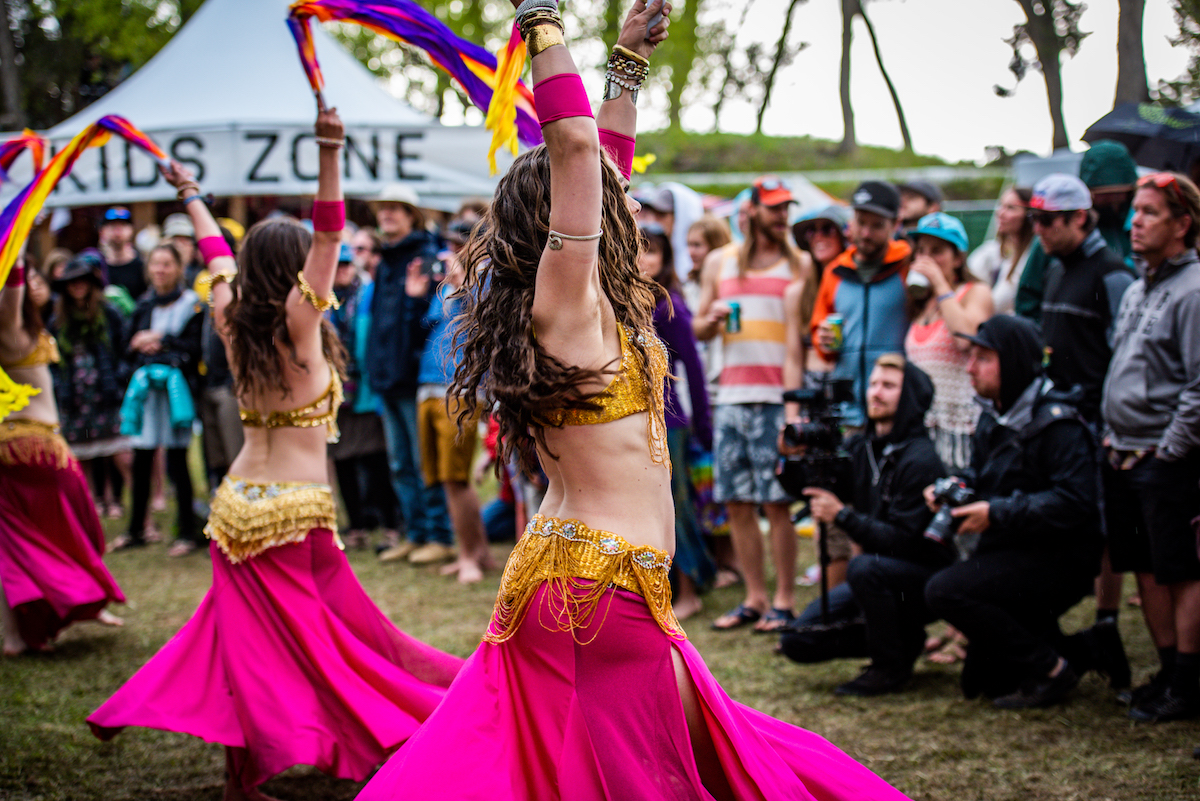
[239,368,343,444]
[483,514,684,645]
[1,331,59,370]
[538,322,671,468]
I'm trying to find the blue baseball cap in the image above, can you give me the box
[102,206,132,223]
[338,243,353,263]
[910,212,968,253]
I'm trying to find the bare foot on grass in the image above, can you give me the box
[440,558,484,584]
[673,595,703,621]
[96,609,124,627]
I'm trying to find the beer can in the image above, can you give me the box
[826,313,844,352]
[725,301,742,334]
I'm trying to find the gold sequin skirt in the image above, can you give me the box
[483,513,684,644]
[204,475,340,564]
[0,419,71,469]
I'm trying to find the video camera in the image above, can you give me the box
[776,376,855,497]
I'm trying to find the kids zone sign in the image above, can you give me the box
[2,125,499,209]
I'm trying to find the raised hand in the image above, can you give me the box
[315,106,344,142]
[159,160,196,191]
[617,0,672,61]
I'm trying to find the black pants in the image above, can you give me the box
[334,450,401,531]
[848,553,943,674]
[129,447,196,544]
[925,549,1092,694]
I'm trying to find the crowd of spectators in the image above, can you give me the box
[22,139,1200,721]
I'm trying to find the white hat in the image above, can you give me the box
[372,183,421,208]
[1030,173,1093,212]
[161,213,195,239]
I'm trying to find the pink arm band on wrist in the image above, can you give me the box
[5,264,24,287]
[197,236,233,266]
[534,73,593,126]
[312,200,345,232]
[599,129,636,180]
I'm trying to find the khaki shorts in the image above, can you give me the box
[418,395,480,486]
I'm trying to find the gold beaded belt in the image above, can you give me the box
[204,475,340,563]
[0,419,70,469]
[483,513,684,644]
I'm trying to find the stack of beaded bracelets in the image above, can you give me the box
[605,45,649,105]
[516,0,565,57]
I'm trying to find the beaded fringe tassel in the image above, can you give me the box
[205,476,341,564]
[483,514,684,645]
[0,420,71,469]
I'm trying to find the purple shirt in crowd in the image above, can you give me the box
[654,291,713,450]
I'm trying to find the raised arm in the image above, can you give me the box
[522,0,669,333]
[595,0,670,181]
[161,161,237,338]
[290,106,345,343]
[0,259,26,345]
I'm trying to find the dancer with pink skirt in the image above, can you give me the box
[358,2,911,799]
[88,106,463,801]
[0,257,125,656]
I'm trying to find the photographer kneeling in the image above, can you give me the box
[779,355,952,696]
[924,316,1102,708]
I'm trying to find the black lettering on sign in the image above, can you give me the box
[345,133,378,179]
[395,133,424,181]
[170,136,205,182]
[98,144,109,191]
[49,142,87,192]
[125,140,159,188]
[292,133,318,181]
[245,132,280,183]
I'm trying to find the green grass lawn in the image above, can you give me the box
[2,502,1199,800]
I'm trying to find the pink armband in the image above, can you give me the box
[5,263,24,287]
[533,73,593,126]
[312,200,345,232]
[197,236,233,266]
[599,129,635,180]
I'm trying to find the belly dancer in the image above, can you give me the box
[88,106,464,801]
[0,257,125,656]
[358,2,911,798]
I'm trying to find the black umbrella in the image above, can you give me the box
[1083,103,1200,172]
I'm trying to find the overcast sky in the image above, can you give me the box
[665,0,1189,164]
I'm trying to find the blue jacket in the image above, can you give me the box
[810,241,912,425]
[418,282,462,387]
[120,364,195,436]
[365,229,441,398]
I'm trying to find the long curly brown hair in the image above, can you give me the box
[224,217,346,400]
[449,145,662,476]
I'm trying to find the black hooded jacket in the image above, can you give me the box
[962,317,1101,567]
[830,361,951,567]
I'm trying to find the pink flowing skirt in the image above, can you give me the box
[0,453,124,648]
[358,583,910,801]
[88,530,464,789]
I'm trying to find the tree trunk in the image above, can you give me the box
[837,0,858,155]
[0,0,25,130]
[1016,0,1069,150]
[858,0,911,151]
[755,0,804,135]
[1114,0,1149,106]
[665,0,702,131]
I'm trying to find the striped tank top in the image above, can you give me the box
[714,243,793,406]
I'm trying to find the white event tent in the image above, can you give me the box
[3,0,506,212]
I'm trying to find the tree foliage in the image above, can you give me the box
[1,0,202,129]
[995,0,1090,150]
[1155,0,1200,105]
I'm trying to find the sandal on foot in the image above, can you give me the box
[166,539,197,558]
[754,607,797,633]
[711,604,762,631]
[108,533,146,552]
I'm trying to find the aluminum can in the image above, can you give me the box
[826,313,844,352]
[725,301,742,334]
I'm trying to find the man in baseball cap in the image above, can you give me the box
[898,180,943,234]
[1028,172,1134,425]
[99,206,146,299]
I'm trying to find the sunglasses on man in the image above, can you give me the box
[1027,210,1070,228]
[1137,172,1187,205]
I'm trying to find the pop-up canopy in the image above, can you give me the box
[7,0,506,211]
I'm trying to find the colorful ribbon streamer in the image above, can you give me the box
[0,131,47,184]
[287,0,540,174]
[0,115,168,421]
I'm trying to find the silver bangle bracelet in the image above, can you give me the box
[547,229,602,250]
